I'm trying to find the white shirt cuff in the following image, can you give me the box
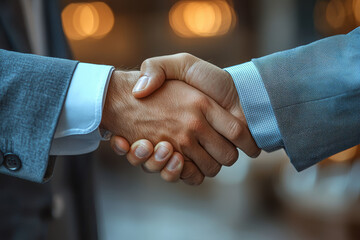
[50,63,114,155]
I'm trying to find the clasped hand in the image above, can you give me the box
[100,53,260,185]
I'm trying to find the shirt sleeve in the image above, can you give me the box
[224,61,284,152]
[50,62,114,155]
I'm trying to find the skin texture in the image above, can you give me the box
[110,53,261,185]
[134,53,259,157]
[110,137,185,182]
[102,70,242,184]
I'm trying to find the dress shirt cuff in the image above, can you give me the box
[224,61,283,152]
[50,130,103,155]
[50,63,114,155]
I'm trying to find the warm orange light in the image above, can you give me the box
[91,2,115,38]
[62,2,114,40]
[216,0,236,35]
[169,0,236,38]
[169,2,193,37]
[354,0,360,24]
[328,146,358,162]
[183,2,217,36]
[326,0,346,29]
[73,4,99,37]
[62,4,85,40]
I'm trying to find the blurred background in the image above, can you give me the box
[51,0,360,239]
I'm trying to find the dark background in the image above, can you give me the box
[52,0,360,239]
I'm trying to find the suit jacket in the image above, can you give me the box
[253,27,360,170]
[0,0,78,183]
[0,1,99,240]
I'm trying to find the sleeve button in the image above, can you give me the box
[4,154,22,171]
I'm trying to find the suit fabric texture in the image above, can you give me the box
[0,0,88,240]
[0,0,78,183]
[0,50,78,182]
[253,27,360,171]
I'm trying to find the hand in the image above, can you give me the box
[110,136,207,184]
[132,53,261,158]
[110,137,185,182]
[101,70,241,184]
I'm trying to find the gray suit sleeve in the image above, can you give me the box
[252,27,360,171]
[0,49,78,182]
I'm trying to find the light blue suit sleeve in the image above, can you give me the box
[226,27,360,171]
[225,62,284,152]
[252,27,360,171]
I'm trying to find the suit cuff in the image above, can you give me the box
[50,63,114,155]
[224,62,283,152]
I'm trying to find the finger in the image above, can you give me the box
[142,142,174,172]
[196,119,239,167]
[251,150,261,158]
[203,99,261,158]
[235,128,261,158]
[182,141,222,178]
[180,161,205,185]
[126,140,154,166]
[160,152,184,182]
[133,53,199,98]
[110,136,130,155]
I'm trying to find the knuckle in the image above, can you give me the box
[186,168,198,179]
[193,95,209,108]
[223,148,238,166]
[178,52,193,60]
[228,120,244,142]
[178,135,192,150]
[180,162,199,179]
[188,118,205,132]
[205,163,221,178]
[141,59,152,69]
[140,59,150,71]
[177,53,201,80]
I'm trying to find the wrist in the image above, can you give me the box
[101,70,126,132]
[100,70,140,135]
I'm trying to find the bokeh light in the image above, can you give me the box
[314,0,360,35]
[91,2,115,38]
[73,4,99,37]
[183,2,219,37]
[62,2,114,40]
[326,0,346,29]
[169,0,236,38]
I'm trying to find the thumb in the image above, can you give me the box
[132,53,199,98]
[132,58,166,98]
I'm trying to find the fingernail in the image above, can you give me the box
[135,145,150,158]
[155,145,170,161]
[114,145,126,156]
[167,157,180,171]
[133,76,149,92]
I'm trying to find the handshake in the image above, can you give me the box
[100,53,261,185]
